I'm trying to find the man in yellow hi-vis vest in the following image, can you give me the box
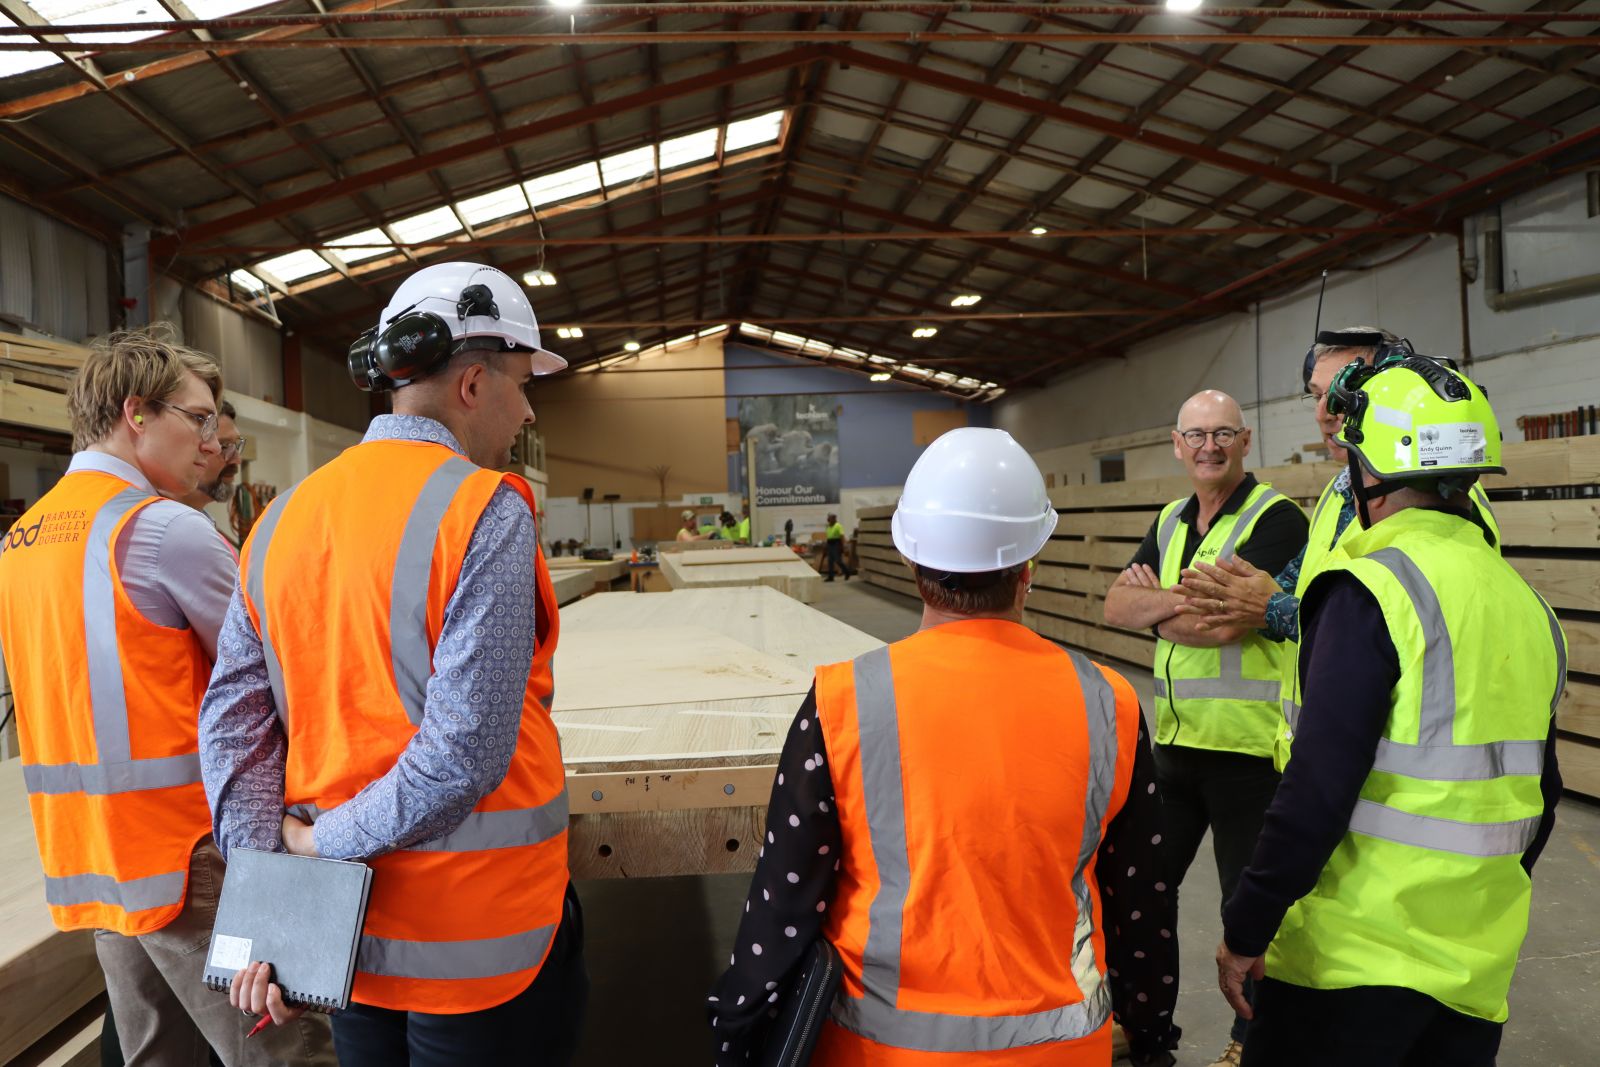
[1104,390,1307,1067]
[1217,356,1564,1066]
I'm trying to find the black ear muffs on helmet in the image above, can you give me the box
[347,282,505,392]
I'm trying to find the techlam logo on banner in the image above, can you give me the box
[738,394,842,508]
[0,509,90,556]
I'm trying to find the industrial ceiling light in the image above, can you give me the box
[556,327,584,339]
[624,341,641,352]
[1029,226,1048,236]
[950,294,982,307]
[869,372,892,382]
[1165,0,1202,10]
[550,0,583,7]
[911,327,938,338]
[523,270,557,287]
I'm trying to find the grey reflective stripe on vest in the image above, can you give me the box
[391,458,480,725]
[25,753,203,795]
[358,923,555,980]
[830,646,1114,1052]
[1282,698,1300,733]
[1217,488,1286,561]
[23,488,204,799]
[1371,738,1544,781]
[1366,548,1454,747]
[244,487,297,727]
[1153,505,1183,576]
[1540,597,1567,719]
[1157,643,1280,704]
[1348,799,1541,857]
[285,790,569,853]
[44,869,186,912]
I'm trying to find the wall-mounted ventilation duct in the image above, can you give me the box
[1482,207,1600,312]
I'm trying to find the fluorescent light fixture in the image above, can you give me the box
[1030,226,1048,236]
[388,205,462,244]
[523,270,558,287]
[326,228,395,264]
[869,373,892,382]
[556,327,584,339]
[550,0,583,7]
[911,327,938,339]
[256,249,333,283]
[1165,0,1202,10]
[624,341,641,352]
[949,294,982,307]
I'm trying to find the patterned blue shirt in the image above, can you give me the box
[200,415,540,862]
[1263,468,1355,642]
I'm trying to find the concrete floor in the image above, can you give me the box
[573,581,1600,1066]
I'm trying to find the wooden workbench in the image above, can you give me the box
[657,547,823,605]
[546,555,628,595]
[0,761,104,1066]
[553,587,879,878]
[550,567,596,607]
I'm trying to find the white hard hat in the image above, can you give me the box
[378,262,567,375]
[892,427,1057,573]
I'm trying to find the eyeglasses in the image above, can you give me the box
[1300,391,1327,409]
[152,400,218,442]
[1177,427,1244,449]
[219,436,247,461]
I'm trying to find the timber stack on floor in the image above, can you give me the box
[859,438,1600,801]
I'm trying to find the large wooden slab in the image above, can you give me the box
[546,556,627,594]
[0,761,103,1065]
[552,627,812,713]
[554,588,880,878]
[658,547,822,604]
[550,568,593,607]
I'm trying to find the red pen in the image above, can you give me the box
[247,1016,272,1039]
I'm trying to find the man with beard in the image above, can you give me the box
[175,399,243,545]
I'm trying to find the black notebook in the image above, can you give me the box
[759,939,842,1067]
[202,847,373,1013]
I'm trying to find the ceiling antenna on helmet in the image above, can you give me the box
[1312,269,1329,341]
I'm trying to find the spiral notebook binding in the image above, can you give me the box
[204,975,341,1014]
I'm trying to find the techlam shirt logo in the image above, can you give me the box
[0,509,90,556]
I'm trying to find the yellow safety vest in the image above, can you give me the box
[1267,507,1563,1023]
[1153,482,1303,759]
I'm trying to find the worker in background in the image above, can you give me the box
[736,501,751,543]
[0,327,334,1066]
[1174,327,1501,771]
[717,510,740,541]
[1217,358,1563,1066]
[1102,390,1307,1067]
[200,262,585,1065]
[175,398,243,547]
[709,428,1180,1066]
[821,511,852,581]
[677,508,705,541]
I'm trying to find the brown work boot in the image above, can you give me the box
[1207,1039,1245,1066]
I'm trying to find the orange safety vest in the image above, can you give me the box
[239,439,569,1014]
[810,619,1141,1066]
[0,470,213,935]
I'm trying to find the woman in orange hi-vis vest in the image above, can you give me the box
[199,263,586,1067]
[709,429,1181,1067]
[0,328,335,1066]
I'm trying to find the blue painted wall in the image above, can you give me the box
[723,342,991,490]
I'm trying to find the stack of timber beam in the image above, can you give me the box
[0,331,84,436]
[859,438,1600,800]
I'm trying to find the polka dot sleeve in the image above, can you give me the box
[707,687,840,1065]
[1101,714,1182,1063]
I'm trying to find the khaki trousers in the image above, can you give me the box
[93,837,336,1067]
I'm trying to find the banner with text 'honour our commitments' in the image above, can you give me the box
[737,394,841,507]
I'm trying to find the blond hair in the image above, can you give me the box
[67,325,223,450]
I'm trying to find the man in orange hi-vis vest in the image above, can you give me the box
[200,262,584,1067]
[0,328,335,1066]
[709,428,1182,1067]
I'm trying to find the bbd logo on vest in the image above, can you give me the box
[1,509,89,556]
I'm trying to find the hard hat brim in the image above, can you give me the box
[527,345,568,375]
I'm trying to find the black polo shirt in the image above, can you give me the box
[1127,472,1308,577]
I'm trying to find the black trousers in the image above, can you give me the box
[331,883,589,1067]
[1242,978,1503,1067]
[823,539,852,578]
[1153,742,1280,1042]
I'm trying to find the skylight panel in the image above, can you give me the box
[724,110,783,153]
[388,206,461,244]
[600,145,654,188]
[326,228,395,264]
[185,0,271,15]
[31,0,164,44]
[659,128,718,171]
[456,183,527,226]
[525,161,601,207]
[228,269,267,294]
[0,45,60,79]
[256,249,332,284]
